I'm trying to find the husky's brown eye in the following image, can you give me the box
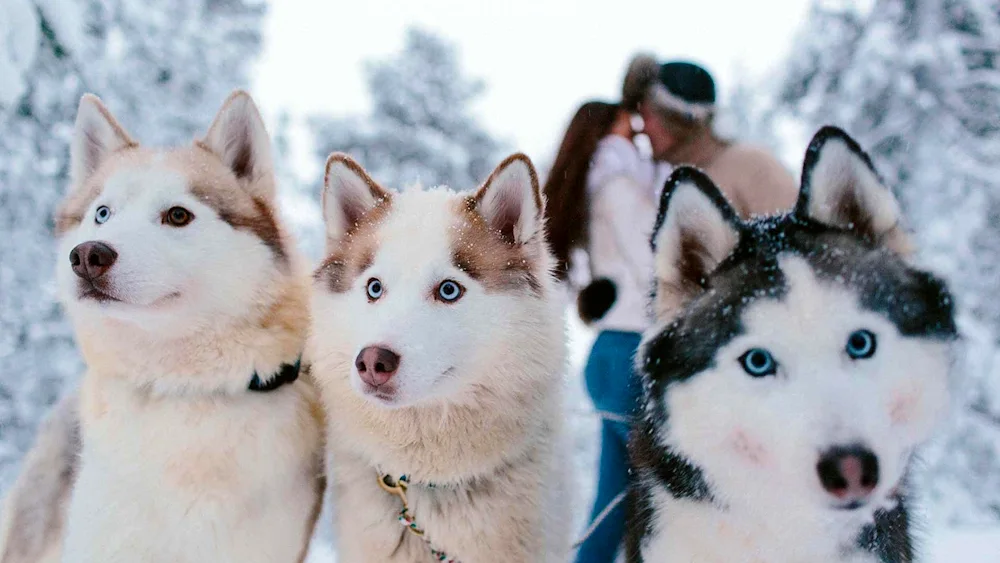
[163,206,194,227]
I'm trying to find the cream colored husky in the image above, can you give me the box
[308,153,571,562]
[0,91,324,563]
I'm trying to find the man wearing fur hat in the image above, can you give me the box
[622,55,797,217]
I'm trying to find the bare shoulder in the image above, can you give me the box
[713,143,798,217]
[725,144,795,186]
[719,143,787,171]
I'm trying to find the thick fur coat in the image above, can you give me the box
[308,153,571,562]
[626,127,957,563]
[1,92,324,563]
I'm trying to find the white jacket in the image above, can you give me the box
[585,136,671,333]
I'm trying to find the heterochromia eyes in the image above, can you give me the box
[95,205,194,227]
[846,329,877,359]
[95,205,111,224]
[366,278,383,301]
[739,348,777,377]
[436,280,464,303]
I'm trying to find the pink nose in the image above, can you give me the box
[355,346,400,387]
[817,445,879,505]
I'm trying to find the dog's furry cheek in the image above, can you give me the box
[729,428,771,467]
[888,387,920,427]
[888,375,942,433]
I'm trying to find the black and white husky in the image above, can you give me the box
[625,127,958,563]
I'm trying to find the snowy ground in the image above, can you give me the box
[303,522,1000,562]
[302,311,1000,562]
[926,527,1000,562]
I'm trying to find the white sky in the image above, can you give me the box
[254,0,810,170]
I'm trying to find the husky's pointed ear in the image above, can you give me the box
[474,153,543,245]
[797,126,911,254]
[322,153,391,244]
[70,94,137,188]
[200,90,275,198]
[651,168,742,321]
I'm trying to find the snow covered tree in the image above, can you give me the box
[0,0,265,492]
[310,27,504,190]
[273,111,324,260]
[86,0,265,147]
[0,0,93,493]
[715,70,786,162]
[774,0,1000,523]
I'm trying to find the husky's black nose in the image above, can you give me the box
[70,241,118,281]
[817,445,879,507]
[355,346,400,388]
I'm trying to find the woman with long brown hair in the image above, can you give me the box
[544,100,669,562]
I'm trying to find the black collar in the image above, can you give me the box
[248,359,301,392]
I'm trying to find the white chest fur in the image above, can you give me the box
[641,489,881,563]
[327,435,571,563]
[62,380,320,563]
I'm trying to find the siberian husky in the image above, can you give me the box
[1,91,324,563]
[307,153,570,562]
[625,127,957,563]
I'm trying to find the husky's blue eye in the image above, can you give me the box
[739,348,777,377]
[846,330,877,359]
[95,205,111,224]
[436,280,464,303]
[366,278,383,301]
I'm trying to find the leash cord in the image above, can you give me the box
[378,408,634,558]
[571,490,627,549]
[589,410,634,424]
[569,409,633,551]
[378,473,461,563]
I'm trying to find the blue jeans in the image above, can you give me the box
[575,330,642,563]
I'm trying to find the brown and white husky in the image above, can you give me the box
[0,91,324,563]
[307,153,572,562]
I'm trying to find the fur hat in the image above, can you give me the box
[622,54,716,121]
